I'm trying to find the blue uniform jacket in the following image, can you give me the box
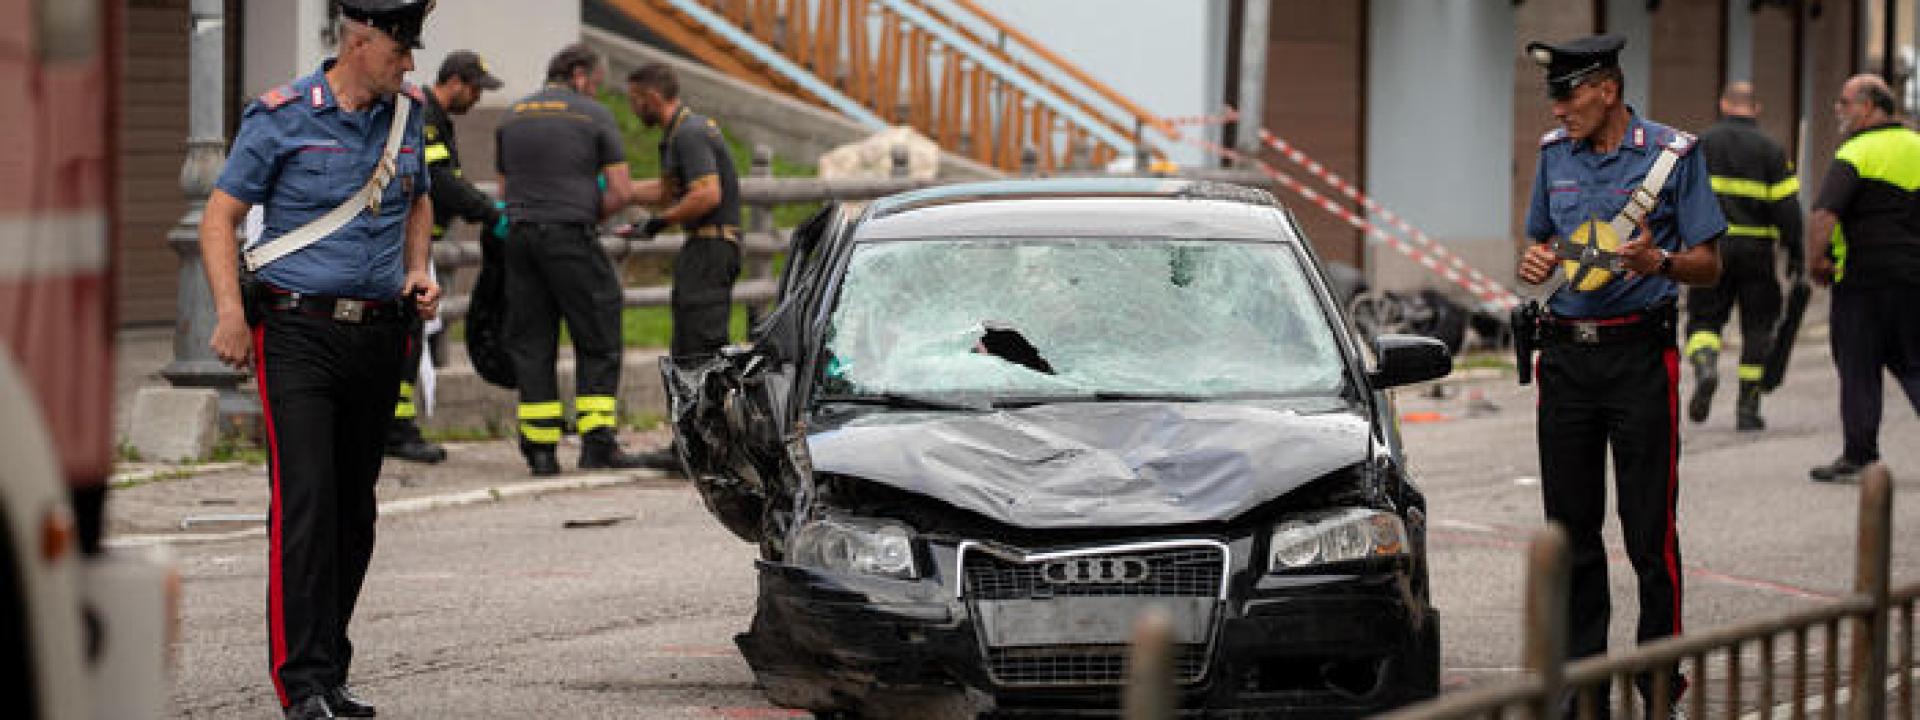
[1525,110,1726,318]
[214,60,431,299]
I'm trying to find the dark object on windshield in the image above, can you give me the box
[976,324,1054,374]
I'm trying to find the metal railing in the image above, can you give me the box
[1122,465,1909,719]
[603,0,1175,173]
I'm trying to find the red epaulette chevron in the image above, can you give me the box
[258,85,296,110]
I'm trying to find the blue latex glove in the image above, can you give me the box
[490,201,510,240]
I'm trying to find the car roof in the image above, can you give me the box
[853,178,1299,242]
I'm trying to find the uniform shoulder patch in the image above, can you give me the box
[258,85,296,110]
[1662,129,1697,156]
[402,83,425,103]
[1539,128,1568,147]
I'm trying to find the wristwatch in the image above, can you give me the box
[1655,248,1674,277]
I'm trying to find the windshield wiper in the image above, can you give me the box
[987,391,1203,408]
[816,392,986,411]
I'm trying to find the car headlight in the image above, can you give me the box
[788,516,919,579]
[1269,508,1408,570]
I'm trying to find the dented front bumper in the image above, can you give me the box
[737,536,1439,718]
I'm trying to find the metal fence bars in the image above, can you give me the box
[1375,464,1909,720]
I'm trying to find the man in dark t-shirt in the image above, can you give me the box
[1804,74,1920,483]
[625,63,742,359]
[495,43,649,475]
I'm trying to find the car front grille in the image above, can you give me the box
[986,643,1211,687]
[962,545,1226,600]
[961,540,1229,688]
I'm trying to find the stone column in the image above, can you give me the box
[160,0,251,418]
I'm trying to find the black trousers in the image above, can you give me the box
[252,309,410,707]
[1830,283,1920,464]
[1684,237,1781,374]
[504,222,624,443]
[1536,316,1684,664]
[669,235,741,358]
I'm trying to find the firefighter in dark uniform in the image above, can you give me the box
[199,2,437,717]
[496,43,650,475]
[1684,81,1804,432]
[1805,74,1920,483]
[625,63,742,359]
[1517,35,1724,715]
[382,49,509,464]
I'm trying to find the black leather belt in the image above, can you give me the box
[264,289,411,324]
[1539,304,1675,346]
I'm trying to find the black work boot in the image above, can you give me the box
[579,428,649,470]
[1735,381,1766,432]
[1809,456,1867,483]
[1687,348,1718,423]
[324,685,376,717]
[521,442,560,477]
[384,419,447,464]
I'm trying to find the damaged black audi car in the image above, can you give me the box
[662,178,1450,718]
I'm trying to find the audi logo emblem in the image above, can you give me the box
[1041,557,1152,585]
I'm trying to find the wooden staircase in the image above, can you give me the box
[601,0,1175,173]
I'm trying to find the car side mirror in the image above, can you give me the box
[1367,334,1452,389]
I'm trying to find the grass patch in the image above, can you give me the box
[597,90,822,228]
[1454,352,1514,371]
[206,437,268,465]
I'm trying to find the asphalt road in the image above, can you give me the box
[153,324,1920,718]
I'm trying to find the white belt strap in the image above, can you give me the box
[243,94,413,272]
[1607,146,1682,242]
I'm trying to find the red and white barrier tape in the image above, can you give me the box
[1162,106,1240,128]
[1175,133,1521,309]
[1256,129,1520,308]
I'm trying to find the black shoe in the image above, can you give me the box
[578,429,649,470]
[1735,381,1765,432]
[284,695,336,720]
[385,437,448,463]
[1687,349,1718,423]
[523,445,561,477]
[1810,456,1867,483]
[325,685,376,717]
[384,420,447,463]
[630,447,683,472]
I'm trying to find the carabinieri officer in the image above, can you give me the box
[1516,34,1724,716]
[199,1,438,717]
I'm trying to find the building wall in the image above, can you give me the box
[1751,3,1801,159]
[118,0,190,326]
[1651,0,1726,134]
[1511,0,1598,247]
[1801,0,1858,180]
[1365,0,1514,296]
[1607,0,1655,110]
[1261,0,1366,268]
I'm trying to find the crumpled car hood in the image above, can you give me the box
[806,402,1371,528]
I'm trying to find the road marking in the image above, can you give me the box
[104,469,670,548]
[1428,522,1843,601]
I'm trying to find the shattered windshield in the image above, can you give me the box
[818,237,1344,401]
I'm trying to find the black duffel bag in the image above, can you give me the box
[465,237,516,389]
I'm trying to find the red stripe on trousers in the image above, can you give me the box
[252,326,291,707]
[1663,347,1683,635]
